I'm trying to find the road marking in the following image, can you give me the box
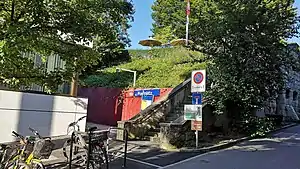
[145,152,175,160]
[127,157,163,168]
[158,152,212,169]
[273,132,284,136]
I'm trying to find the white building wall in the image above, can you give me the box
[0,90,87,143]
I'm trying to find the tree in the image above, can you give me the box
[0,0,134,91]
[152,0,186,40]
[152,0,300,132]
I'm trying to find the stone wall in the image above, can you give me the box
[262,44,300,121]
[159,104,219,148]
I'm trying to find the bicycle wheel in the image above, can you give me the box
[89,144,108,169]
[6,162,32,169]
[16,162,32,169]
[30,160,45,169]
[63,139,87,166]
[62,139,82,159]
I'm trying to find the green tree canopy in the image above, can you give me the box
[0,0,134,90]
[152,0,300,116]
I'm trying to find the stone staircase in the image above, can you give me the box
[116,78,221,148]
[147,95,193,144]
[117,78,192,142]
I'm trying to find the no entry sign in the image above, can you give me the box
[191,70,206,93]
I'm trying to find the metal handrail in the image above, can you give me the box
[107,127,129,168]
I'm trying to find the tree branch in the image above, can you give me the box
[10,0,15,23]
[15,0,31,22]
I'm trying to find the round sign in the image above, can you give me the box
[193,72,204,84]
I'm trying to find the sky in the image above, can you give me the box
[127,0,155,49]
[127,0,300,50]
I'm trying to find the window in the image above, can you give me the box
[293,91,298,101]
[286,89,290,99]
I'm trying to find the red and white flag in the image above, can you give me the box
[186,0,191,16]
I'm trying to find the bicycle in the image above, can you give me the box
[25,127,54,169]
[0,144,14,169]
[62,116,108,168]
[6,128,54,169]
[4,131,32,169]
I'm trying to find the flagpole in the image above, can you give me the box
[186,13,189,46]
[186,0,190,46]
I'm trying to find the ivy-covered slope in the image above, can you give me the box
[81,47,207,88]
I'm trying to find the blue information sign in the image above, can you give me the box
[134,89,160,97]
[192,93,202,105]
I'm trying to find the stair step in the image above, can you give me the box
[147,131,160,137]
[166,114,181,119]
[166,118,178,122]
[149,128,160,132]
[175,106,184,110]
[150,136,160,143]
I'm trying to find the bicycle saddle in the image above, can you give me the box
[88,127,97,132]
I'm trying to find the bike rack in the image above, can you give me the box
[68,127,128,169]
[68,132,75,169]
[87,129,109,169]
[106,127,129,168]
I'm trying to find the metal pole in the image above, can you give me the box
[116,68,136,87]
[185,0,190,46]
[87,131,92,169]
[123,129,128,168]
[195,130,198,149]
[133,72,136,87]
[69,132,74,169]
[186,14,189,46]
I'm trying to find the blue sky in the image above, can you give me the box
[127,0,155,49]
[127,0,300,49]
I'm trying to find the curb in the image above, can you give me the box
[178,123,298,153]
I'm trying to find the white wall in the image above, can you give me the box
[0,90,87,143]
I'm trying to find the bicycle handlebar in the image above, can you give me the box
[12,131,25,141]
[67,116,87,128]
[28,127,42,139]
[77,116,87,122]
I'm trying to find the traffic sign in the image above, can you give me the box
[192,93,202,105]
[193,72,204,84]
[184,105,202,121]
[191,70,206,93]
[191,120,202,131]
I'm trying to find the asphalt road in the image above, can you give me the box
[45,124,300,169]
[160,125,300,169]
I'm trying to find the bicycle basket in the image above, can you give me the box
[32,139,55,159]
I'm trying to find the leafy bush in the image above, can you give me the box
[81,47,207,88]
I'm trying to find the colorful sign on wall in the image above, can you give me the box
[134,89,160,97]
[141,95,154,110]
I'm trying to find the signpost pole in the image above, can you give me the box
[190,69,206,149]
[195,130,198,149]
